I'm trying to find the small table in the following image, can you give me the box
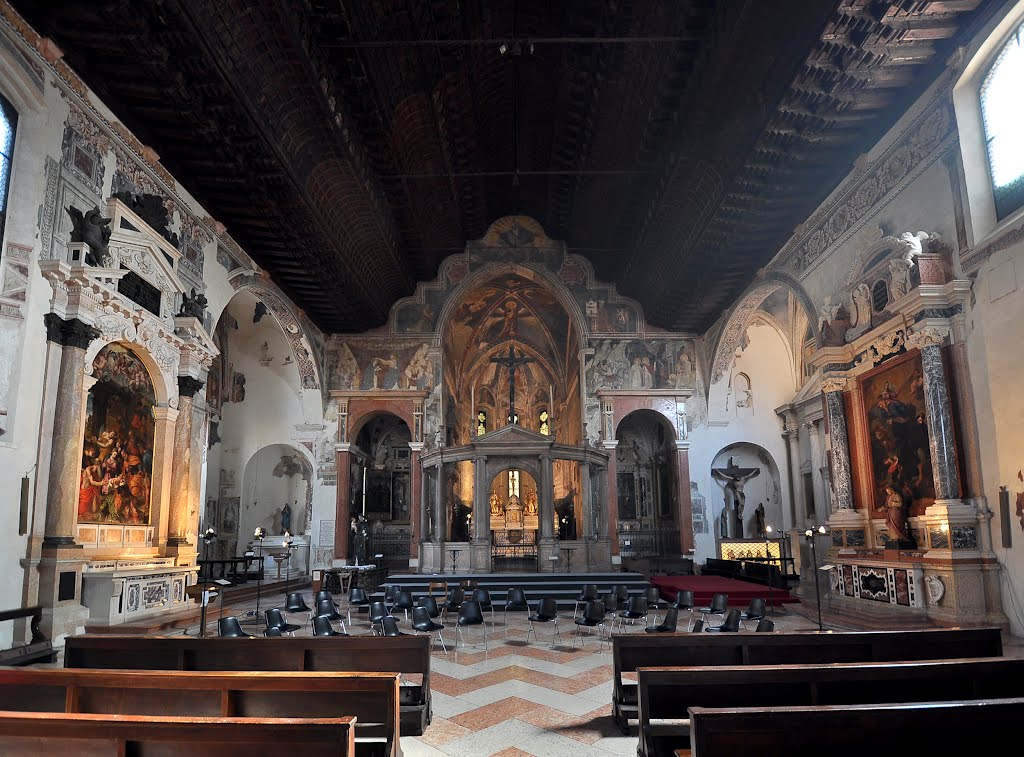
[448,549,463,574]
[560,547,576,573]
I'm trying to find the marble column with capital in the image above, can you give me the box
[408,442,423,562]
[167,376,205,548]
[538,455,555,540]
[603,441,620,556]
[908,327,961,502]
[821,377,855,512]
[783,411,804,527]
[42,314,101,547]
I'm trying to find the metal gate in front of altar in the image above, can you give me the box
[491,529,538,572]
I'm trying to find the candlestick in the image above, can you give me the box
[362,465,367,516]
[471,384,475,435]
[549,385,554,419]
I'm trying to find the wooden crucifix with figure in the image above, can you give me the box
[490,345,534,426]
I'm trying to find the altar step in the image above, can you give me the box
[365,572,650,611]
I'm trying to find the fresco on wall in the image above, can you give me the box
[79,344,155,525]
[586,339,696,391]
[329,340,436,391]
[860,351,936,513]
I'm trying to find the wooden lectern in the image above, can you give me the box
[185,581,221,637]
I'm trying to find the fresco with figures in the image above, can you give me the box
[329,339,436,392]
[79,345,156,525]
[586,339,697,391]
[860,351,935,513]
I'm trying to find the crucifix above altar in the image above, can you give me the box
[490,345,535,425]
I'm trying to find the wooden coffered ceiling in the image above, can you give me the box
[11,0,995,333]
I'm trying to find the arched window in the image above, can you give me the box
[0,95,17,239]
[981,19,1024,219]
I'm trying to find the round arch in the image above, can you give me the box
[347,408,415,447]
[240,442,315,539]
[85,338,173,409]
[215,285,322,423]
[614,407,679,441]
[709,441,784,538]
[708,271,822,389]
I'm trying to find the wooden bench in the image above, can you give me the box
[686,698,1024,756]
[0,668,400,757]
[639,656,1024,757]
[0,606,56,666]
[64,633,432,735]
[612,626,1003,731]
[0,710,356,756]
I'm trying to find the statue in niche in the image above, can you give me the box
[178,288,208,319]
[712,457,761,538]
[280,502,292,534]
[754,502,767,538]
[66,205,112,266]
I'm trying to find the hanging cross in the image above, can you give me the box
[490,345,535,425]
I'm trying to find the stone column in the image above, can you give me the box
[470,456,490,572]
[783,410,803,528]
[41,315,100,547]
[150,406,180,546]
[166,376,204,549]
[580,461,594,540]
[538,455,555,540]
[674,442,694,554]
[434,462,446,542]
[333,444,352,562]
[603,440,620,559]
[408,442,423,565]
[821,377,854,511]
[38,314,99,644]
[907,327,961,502]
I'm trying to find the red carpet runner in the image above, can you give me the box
[650,574,799,606]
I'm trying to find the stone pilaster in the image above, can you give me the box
[408,442,423,565]
[783,410,803,527]
[166,376,204,550]
[470,456,490,572]
[603,440,620,560]
[674,442,694,554]
[821,377,854,512]
[333,444,352,563]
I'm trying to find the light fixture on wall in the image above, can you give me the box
[804,525,828,631]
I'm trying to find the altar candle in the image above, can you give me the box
[471,384,475,434]
[549,385,554,418]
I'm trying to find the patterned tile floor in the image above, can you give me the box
[53,591,1024,757]
[178,596,848,757]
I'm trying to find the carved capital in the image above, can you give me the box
[177,375,206,398]
[820,377,848,394]
[906,326,949,350]
[44,313,100,349]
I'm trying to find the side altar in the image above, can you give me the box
[81,557,195,625]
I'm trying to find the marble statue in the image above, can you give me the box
[888,256,912,299]
[280,502,292,534]
[846,283,873,342]
[897,230,931,264]
[66,205,112,266]
[880,484,913,546]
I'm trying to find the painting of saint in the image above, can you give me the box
[80,344,155,525]
[860,351,938,514]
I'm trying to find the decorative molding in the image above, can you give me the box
[906,326,950,350]
[779,96,957,277]
[858,329,906,367]
[820,377,848,394]
[960,220,1024,274]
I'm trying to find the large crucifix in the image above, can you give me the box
[490,345,535,425]
[711,456,760,539]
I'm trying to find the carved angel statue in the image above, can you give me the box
[817,296,841,331]
[66,205,112,266]
[178,287,209,319]
[897,230,931,265]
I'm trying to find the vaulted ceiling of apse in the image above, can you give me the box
[14,0,995,334]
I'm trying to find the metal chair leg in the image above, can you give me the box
[436,629,447,654]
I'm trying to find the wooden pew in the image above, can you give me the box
[0,668,400,757]
[611,626,1003,731]
[638,656,1024,757]
[0,606,56,666]
[0,710,356,756]
[64,634,433,736]
[686,698,1024,756]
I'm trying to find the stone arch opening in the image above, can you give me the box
[710,442,783,541]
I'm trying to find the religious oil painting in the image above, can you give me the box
[859,350,936,514]
[79,344,155,525]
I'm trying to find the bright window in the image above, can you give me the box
[0,95,16,238]
[981,21,1024,218]
[508,470,520,499]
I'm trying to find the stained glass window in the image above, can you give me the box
[981,21,1024,219]
[0,95,17,238]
